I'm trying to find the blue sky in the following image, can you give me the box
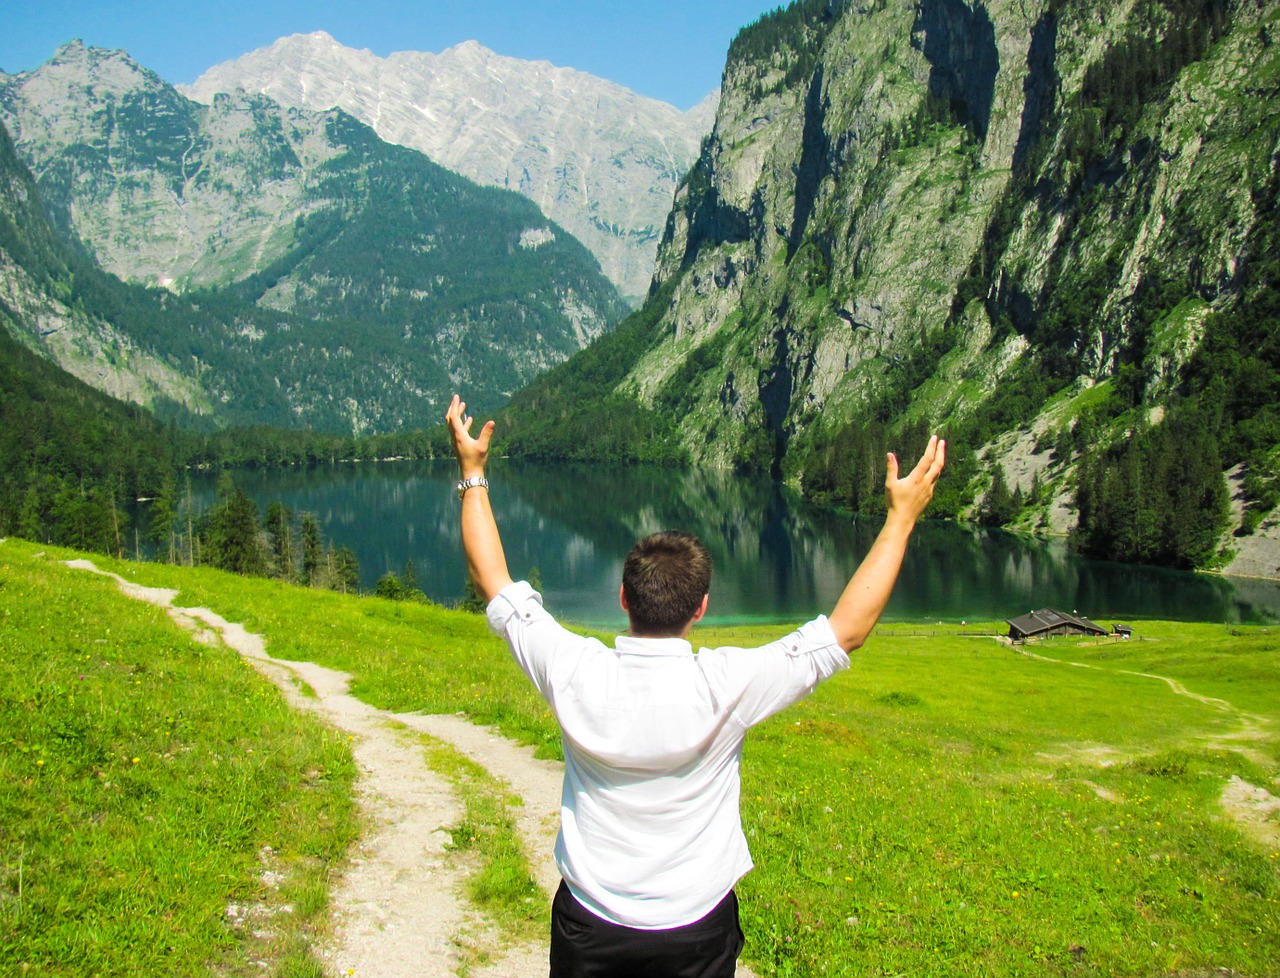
[0,0,781,109]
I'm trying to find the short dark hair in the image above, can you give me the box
[622,531,712,635]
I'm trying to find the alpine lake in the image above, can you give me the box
[190,459,1280,629]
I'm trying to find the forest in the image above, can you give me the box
[0,324,398,591]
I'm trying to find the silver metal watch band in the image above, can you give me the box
[456,476,489,499]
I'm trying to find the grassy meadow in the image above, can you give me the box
[0,540,359,977]
[1,537,1277,976]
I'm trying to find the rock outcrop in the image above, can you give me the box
[516,0,1279,573]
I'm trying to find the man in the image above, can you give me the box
[445,394,945,978]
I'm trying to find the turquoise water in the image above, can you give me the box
[189,459,1280,627]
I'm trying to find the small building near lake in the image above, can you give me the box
[1007,608,1108,642]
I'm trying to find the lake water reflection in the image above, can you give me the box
[191,459,1280,627]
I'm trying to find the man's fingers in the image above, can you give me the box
[928,440,947,481]
[885,451,899,484]
[446,394,495,454]
[908,435,939,480]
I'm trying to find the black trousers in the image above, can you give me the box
[549,881,744,978]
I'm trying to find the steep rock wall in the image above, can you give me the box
[624,0,1276,519]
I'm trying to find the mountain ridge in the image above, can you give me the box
[0,40,628,431]
[501,0,1280,577]
[179,31,717,301]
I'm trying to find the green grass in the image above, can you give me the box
[709,623,1280,977]
[409,729,546,969]
[0,539,359,977]
[78,548,569,759]
[4,539,1277,976]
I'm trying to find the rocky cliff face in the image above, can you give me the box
[0,41,339,291]
[180,32,717,302]
[0,120,211,418]
[0,41,629,431]
[586,0,1277,559]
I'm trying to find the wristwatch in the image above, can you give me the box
[456,475,489,499]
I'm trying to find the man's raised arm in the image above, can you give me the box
[827,435,946,652]
[445,394,513,603]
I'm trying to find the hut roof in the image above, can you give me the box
[1007,608,1108,638]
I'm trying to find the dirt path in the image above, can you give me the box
[67,561,757,977]
[1020,646,1274,764]
[67,560,560,976]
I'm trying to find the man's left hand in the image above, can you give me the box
[446,394,494,479]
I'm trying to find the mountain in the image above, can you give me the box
[502,0,1280,576]
[0,41,629,430]
[0,115,214,419]
[179,31,717,302]
[0,119,179,549]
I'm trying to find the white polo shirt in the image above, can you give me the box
[487,580,849,929]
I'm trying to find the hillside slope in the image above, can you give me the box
[505,0,1280,575]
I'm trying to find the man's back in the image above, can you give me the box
[488,581,848,928]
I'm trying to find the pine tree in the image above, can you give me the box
[182,475,197,567]
[332,547,361,594]
[980,463,1014,527]
[148,473,178,563]
[264,501,296,581]
[459,577,488,614]
[204,479,265,576]
[300,512,323,586]
[375,571,406,600]
[16,485,41,541]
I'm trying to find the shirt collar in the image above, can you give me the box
[614,635,694,657]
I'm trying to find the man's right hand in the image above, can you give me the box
[827,435,946,651]
[883,434,947,527]
[446,394,495,479]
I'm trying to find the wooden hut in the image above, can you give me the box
[1007,608,1108,642]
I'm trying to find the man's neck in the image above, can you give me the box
[627,623,695,641]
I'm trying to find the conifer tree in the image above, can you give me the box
[203,477,266,576]
[375,572,406,600]
[980,463,1014,527]
[300,512,323,586]
[16,486,41,542]
[332,547,361,594]
[148,473,178,563]
[264,501,295,581]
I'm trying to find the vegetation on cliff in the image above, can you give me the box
[499,0,1280,574]
[0,45,627,432]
